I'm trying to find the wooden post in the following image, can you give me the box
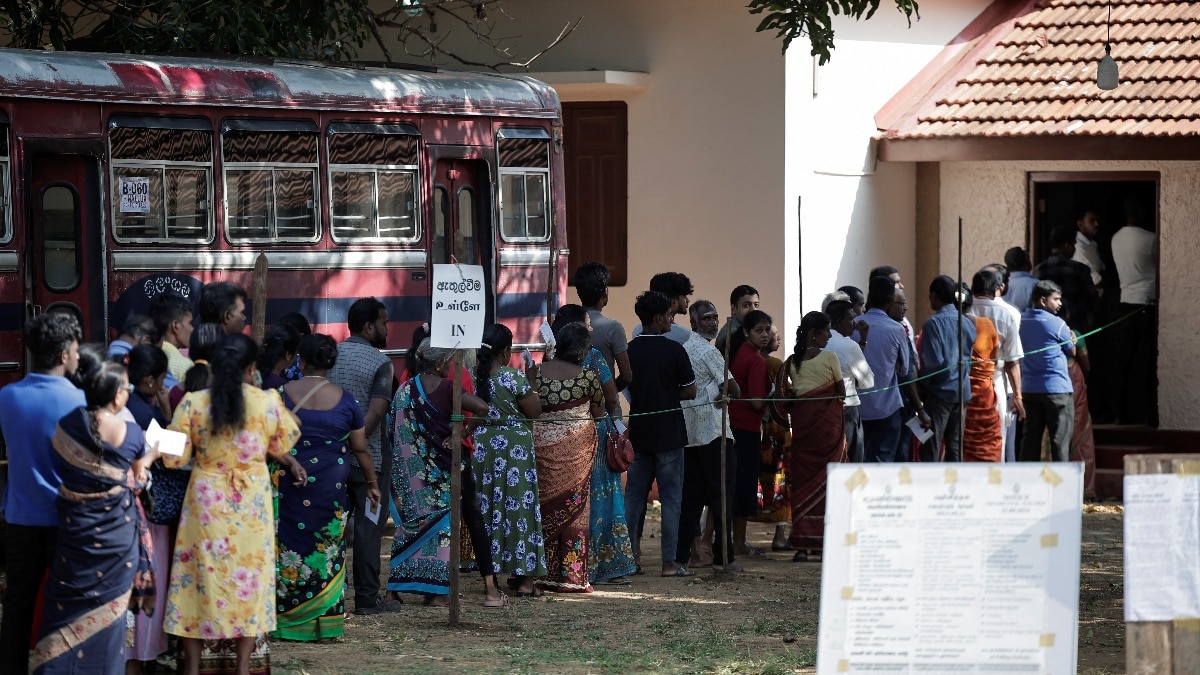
[1124,453,1200,674]
[251,251,268,343]
[718,318,734,573]
[448,351,464,626]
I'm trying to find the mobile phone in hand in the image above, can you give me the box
[521,349,534,369]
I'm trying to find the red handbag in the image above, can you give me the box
[605,418,634,473]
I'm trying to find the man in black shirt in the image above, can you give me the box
[624,291,697,577]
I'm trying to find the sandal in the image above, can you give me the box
[514,587,544,597]
[742,545,767,559]
[660,566,695,577]
[593,577,633,586]
[483,593,509,608]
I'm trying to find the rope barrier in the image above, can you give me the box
[445,306,1145,426]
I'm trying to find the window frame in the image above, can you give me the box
[220,119,321,245]
[496,129,552,244]
[0,155,11,246]
[326,123,421,245]
[107,117,215,245]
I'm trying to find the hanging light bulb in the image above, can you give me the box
[1097,0,1118,90]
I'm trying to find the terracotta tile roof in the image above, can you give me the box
[877,0,1200,141]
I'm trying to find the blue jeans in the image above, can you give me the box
[862,409,904,462]
[624,448,684,564]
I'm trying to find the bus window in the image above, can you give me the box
[328,126,419,243]
[432,186,449,265]
[222,123,319,243]
[110,123,212,243]
[42,185,79,291]
[497,136,550,242]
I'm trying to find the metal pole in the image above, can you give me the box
[957,217,965,459]
[251,252,268,343]
[718,318,733,573]
[448,350,463,626]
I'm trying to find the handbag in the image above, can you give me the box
[147,460,191,525]
[604,417,634,473]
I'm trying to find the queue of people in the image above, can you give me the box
[0,219,1147,671]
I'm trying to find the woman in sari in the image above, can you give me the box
[387,339,506,607]
[32,356,156,674]
[775,312,846,562]
[963,293,1004,462]
[472,324,548,596]
[161,334,307,675]
[753,325,793,552]
[121,344,174,673]
[553,305,637,587]
[531,322,605,592]
[274,334,381,640]
[1067,326,1096,497]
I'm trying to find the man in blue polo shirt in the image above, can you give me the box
[1018,280,1076,462]
[859,275,928,462]
[0,313,85,673]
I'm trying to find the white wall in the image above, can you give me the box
[940,160,1199,429]
[784,0,991,335]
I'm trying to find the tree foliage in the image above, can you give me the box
[747,0,920,64]
[0,0,573,68]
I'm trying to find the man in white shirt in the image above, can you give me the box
[1110,198,1158,425]
[1073,210,1106,288]
[677,300,741,570]
[973,267,1026,460]
[823,300,874,462]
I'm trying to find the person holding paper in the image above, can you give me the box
[774,311,846,561]
[917,276,976,462]
[31,355,157,674]
[121,344,176,672]
[274,334,381,641]
[160,334,306,675]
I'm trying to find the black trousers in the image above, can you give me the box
[920,393,965,463]
[1110,303,1157,426]
[348,459,389,608]
[676,438,737,565]
[0,524,57,673]
[1020,393,1074,462]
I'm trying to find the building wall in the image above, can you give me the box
[783,0,991,334]
[938,160,1197,429]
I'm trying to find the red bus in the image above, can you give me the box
[0,47,568,382]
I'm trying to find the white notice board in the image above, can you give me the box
[818,463,1083,674]
[1123,473,1200,621]
[430,264,486,349]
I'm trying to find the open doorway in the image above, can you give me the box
[1028,172,1159,426]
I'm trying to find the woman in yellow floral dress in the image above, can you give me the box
[161,334,306,675]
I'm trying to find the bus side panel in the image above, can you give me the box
[0,262,23,386]
[324,265,426,352]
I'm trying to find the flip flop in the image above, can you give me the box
[661,566,695,577]
[513,586,544,597]
[743,546,768,559]
[483,593,509,608]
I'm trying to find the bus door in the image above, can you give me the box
[431,156,496,325]
[27,148,106,341]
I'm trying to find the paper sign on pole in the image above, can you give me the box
[430,264,486,349]
[817,463,1083,674]
[119,176,151,213]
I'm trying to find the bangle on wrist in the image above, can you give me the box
[366,480,378,485]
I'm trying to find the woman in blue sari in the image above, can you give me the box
[387,339,506,607]
[32,355,156,674]
[553,305,637,586]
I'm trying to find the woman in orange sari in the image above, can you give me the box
[776,312,845,562]
[963,293,1004,462]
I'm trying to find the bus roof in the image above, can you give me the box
[0,47,559,118]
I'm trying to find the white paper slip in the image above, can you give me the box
[614,419,628,435]
[365,498,383,524]
[146,419,187,457]
[905,415,934,443]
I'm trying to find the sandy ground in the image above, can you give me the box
[266,503,1127,674]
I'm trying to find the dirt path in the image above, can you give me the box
[271,504,1127,674]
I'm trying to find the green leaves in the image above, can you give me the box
[746,0,920,64]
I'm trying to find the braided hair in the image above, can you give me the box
[475,324,514,404]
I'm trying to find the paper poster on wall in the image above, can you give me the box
[119,176,151,213]
[430,264,485,349]
[817,463,1083,674]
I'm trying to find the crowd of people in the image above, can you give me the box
[0,197,1155,672]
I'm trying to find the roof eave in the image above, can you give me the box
[877,134,1200,162]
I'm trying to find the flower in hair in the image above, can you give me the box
[481,342,493,350]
